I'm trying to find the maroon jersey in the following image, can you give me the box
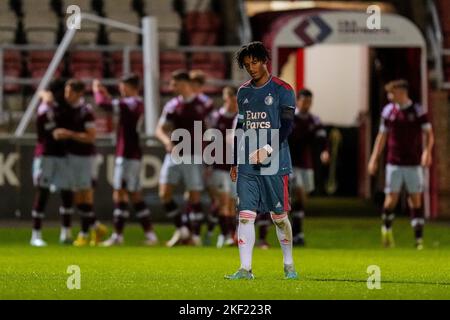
[288,111,327,169]
[95,93,143,160]
[198,93,214,115]
[380,102,431,166]
[208,107,237,171]
[67,101,96,156]
[35,102,69,157]
[159,95,210,157]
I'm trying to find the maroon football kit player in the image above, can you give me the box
[369,80,434,250]
[31,94,74,247]
[288,89,329,247]
[93,75,157,246]
[206,87,238,248]
[156,70,211,247]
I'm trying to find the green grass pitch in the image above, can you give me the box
[1,217,450,300]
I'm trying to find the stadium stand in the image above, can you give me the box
[0,1,17,45]
[145,0,181,48]
[23,0,59,44]
[27,50,64,84]
[3,51,23,93]
[0,0,236,127]
[104,0,141,46]
[69,51,104,81]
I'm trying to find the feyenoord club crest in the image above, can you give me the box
[265,95,274,106]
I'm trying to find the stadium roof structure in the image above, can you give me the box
[263,10,427,108]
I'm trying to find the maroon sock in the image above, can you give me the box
[33,187,50,213]
[291,201,304,236]
[164,200,181,228]
[79,204,95,234]
[219,215,228,236]
[113,202,129,235]
[60,190,74,209]
[207,203,219,232]
[227,216,236,235]
[190,203,204,236]
[259,224,268,241]
[382,208,395,229]
[32,188,49,231]
[411,207,424,240]
[33,218,42,230]
[134,201,153,232]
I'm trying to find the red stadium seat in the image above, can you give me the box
[3,51,22,93]
[185,11,221,46]
[28,51,64,88]
[69,51,104,80]
[110,51,144,79]
[185,11,221,31]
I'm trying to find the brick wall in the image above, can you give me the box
[430,91,450,218]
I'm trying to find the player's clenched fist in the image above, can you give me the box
[249,145,273,165]
[230,166,237,182]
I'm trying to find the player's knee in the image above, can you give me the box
[238,211,256,225]
[271,213,288,228]
[384,195,398,210]
[34,187,50,211]
[159,189,172,202]
[188,191,201,203]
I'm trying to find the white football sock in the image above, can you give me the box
[32,229,42,240]
[111,233,123,241]
[145,231,157,241]
[272,214,294,266]
[238,211,257,271]
[60,227,72,240]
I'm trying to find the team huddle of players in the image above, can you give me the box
[29,69,433,251]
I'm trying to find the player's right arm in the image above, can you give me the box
[92,79,114,112]
[368,128,387,176]
[155,102,175,153]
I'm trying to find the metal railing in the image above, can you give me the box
[237,0,253,45]
[0,43,246,129]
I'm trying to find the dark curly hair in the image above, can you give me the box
[235,41,270,69]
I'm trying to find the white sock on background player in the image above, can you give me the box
[32,229,42,240]
[271,214,294,266]
[60,227,72,241]
[238,211,257,271]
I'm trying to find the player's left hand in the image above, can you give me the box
[320,151,330,165]
[53,128,73,140]
[421,150,432,167]
[249,148,269,165]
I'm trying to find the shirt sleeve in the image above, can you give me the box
[84,109,96,130]
[419,112,432,131]
[379,117,388,133]
[279,87,296,111]
[236,90,245,126]
[158,102,174,127]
